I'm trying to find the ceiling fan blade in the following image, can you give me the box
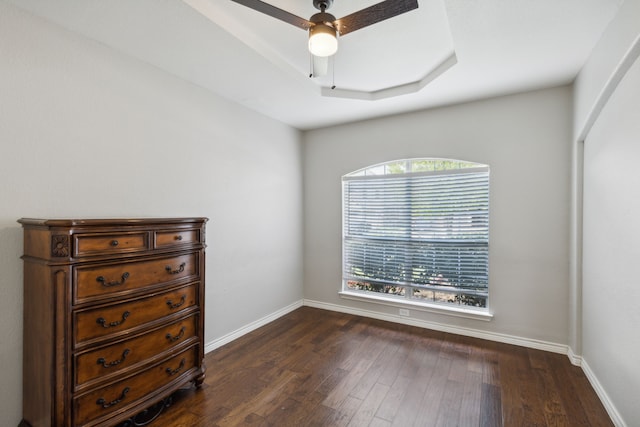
[334,0,419,36]
[231,0,313,30]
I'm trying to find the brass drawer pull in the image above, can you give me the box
[96,272,130,287]
[166,358,186,376]
[166,326,186,343]
[96,311,130,328]
[97,349,130,368]
[165,262,186,275]
[110,240,119,246]
[166,295,186,309]
[96,386,130,409]
[175,235,183,241]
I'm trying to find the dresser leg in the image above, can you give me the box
[18,420,33,427]
[194,359,206,388]
[195,372,205,388]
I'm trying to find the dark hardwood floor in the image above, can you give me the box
[148,307,613,426]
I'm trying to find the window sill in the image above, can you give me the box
[338,291,494,322]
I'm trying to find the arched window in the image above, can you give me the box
[342,158,490,309]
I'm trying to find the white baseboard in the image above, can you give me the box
[303,298,569,355]
[567,346,583,366]
[581,358,626,427]
[204,299,303,354]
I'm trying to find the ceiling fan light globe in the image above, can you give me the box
[308,24,338,57]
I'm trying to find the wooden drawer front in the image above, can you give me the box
[75,283,198,346]
[75,232,148,256]
[74,345,198,426]
[75,314,198,387]
[74,253,198,303]
[155,229,199,248]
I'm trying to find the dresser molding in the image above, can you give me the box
[19,217,207,427]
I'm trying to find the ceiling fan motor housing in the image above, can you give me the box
[309,12,336,26]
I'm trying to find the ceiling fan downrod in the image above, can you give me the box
[312,0,333,12]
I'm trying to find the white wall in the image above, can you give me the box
[303,87,572,346]
[582,55,640,427]
[0,4,303,426]
[572,2,640,425]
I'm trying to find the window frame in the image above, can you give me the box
[340,158,492,320]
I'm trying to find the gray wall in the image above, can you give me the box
[0,4,303,425]
[583,54,640,426]
[573,1,640,424]
[303,86,572,345]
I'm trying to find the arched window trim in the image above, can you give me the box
[346,158,489,178]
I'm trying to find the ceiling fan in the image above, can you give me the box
[231,0,419,76]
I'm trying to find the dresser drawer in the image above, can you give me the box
[75,232,149,257]
[75,314,198,388]
[74,252,198,304]
[155,229,200,248]
[75,283,198,347]
[74,345,198,426]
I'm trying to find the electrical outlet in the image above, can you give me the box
[399,308,410,317]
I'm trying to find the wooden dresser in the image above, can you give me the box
[18,218,207,427]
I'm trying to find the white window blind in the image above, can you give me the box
[342,160,490,308]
